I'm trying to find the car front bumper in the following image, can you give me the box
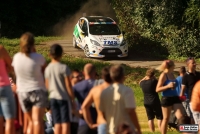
[89,48,128,58]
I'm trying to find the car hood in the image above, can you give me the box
[91,34,123,46]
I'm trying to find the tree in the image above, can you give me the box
[112,0,200,58]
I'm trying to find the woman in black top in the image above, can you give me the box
[139,68,163,132]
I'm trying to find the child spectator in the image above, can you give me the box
[45,44,76,134]
[45,104,54,134]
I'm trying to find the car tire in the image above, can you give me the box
[84,45,90,57]
[73,36,78,48]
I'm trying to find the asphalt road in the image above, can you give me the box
[46,39,200,71]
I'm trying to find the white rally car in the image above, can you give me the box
[73,16,128,58]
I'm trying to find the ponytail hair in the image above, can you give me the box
[157,60,175,72]
[20,32,35,57]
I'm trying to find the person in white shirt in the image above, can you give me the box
[12,32,48,134]
[99,65,141,134]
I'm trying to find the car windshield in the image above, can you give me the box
[89,24,121,35]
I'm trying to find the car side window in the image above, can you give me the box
[79,19,85,30]
[82,21,88,33]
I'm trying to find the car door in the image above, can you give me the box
[74,19,85,47]
[81,20,89,48]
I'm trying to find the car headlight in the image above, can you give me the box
[90,39,100,46]
[120,40,126,46]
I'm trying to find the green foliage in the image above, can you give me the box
[112,0,200,58]
[184,0,200,28]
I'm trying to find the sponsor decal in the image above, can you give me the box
[104,41,118,45]
[178,124,199,133]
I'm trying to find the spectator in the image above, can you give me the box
[176,66,187,97]
[73,63,97,134]
[191,80,200,131]
[12,32,48,134]
[156,60,184,134]
[70,69,83,134]
[45,104,54,134]
[191,80,200,115]
[176,67,190,117]
[0,45,16,134]
[180,57,200,124]
[139,68,163,132]
[45,44,76,134]
[9,77,26,134]
[81,66,112,134]
[70,99,80,134]
[99,65,141,134]
[70,69,83,87]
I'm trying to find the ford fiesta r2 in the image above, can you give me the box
[73,16,128,58]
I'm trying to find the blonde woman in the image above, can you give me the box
[156,60,184,134]
[12,32,48,134]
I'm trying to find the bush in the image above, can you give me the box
[112,0,200,58]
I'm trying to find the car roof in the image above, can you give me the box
[84,16,115,22]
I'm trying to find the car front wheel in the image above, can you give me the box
[84,45,90,57]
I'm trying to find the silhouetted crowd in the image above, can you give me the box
[1,32,200,134]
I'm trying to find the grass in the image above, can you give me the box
[1,36,182,133]
[136,107,180,133]
[0,36,64,56]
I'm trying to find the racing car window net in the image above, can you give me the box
[89,24,121,35]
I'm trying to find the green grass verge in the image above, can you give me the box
[2,36,182,133]
[0,36,64,56]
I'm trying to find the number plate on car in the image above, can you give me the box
[108,50,115,53]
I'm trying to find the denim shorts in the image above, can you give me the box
[18,89,48,112]
[0,85,16,119]
[98,124,107,134]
